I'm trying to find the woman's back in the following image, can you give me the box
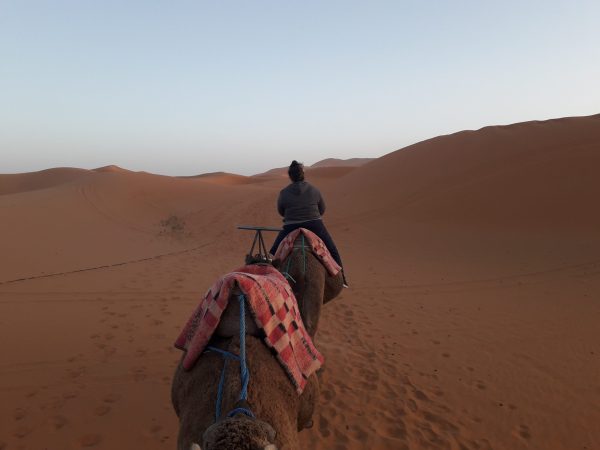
[277,181,325,225]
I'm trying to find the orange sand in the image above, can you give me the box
[1,115,599,449]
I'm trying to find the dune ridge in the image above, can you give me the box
[332,114,600,232]
[0,167,92,196]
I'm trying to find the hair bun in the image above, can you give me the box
[288,160,305,182]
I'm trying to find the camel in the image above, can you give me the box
[274,234,344,337]
[172,287,320,450]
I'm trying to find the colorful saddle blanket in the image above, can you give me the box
[174,264,323,394]
[274,228,342,276]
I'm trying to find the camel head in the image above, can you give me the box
[191,413,278,450]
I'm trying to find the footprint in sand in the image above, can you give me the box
[62,391,79,399]
[103,393,121,404]
[25,389,38,398]
[13,425,32,438]
[49,414,68,430]
[13,408,27,420]
[413,389,430,402]
[382,420,408,440]
[68,366,86,379]
[131,366,147,382]
[78,434,102,447]
[67,354,84,362]
[94,405,111,416]
[407,399,418,412]
[516,424,531,440]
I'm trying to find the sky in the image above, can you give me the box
[2,0,599,176]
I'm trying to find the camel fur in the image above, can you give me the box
[275,235,343,337]
[172,288,319,450]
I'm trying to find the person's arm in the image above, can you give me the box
[318,191,326,215]
[277,192,285,217]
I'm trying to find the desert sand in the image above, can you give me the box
[1,114,599,449]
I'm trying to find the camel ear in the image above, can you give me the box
[190,443,202,450]
[264,445,278,450]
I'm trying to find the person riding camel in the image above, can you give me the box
[269,160,348,287]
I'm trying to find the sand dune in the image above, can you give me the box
[0,167,91,195]
[253,157,372,177]
[1,114,599,450]
[333,114,600,232]
[310,157,375,168]
[180,172,257,186]
[92,165,131,173]
[0,170,276,282]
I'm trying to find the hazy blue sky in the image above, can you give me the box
[2,1,599,175]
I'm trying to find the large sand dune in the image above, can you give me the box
[334,114,600,230]
[1,114,599,449]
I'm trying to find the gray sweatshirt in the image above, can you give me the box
[277,181,325,224]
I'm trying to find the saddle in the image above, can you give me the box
[274,228,341,276]
[174,263,323,394]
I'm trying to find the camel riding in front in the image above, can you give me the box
[171,226,344,450]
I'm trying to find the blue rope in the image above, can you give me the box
[206,346,239,422]
[227,407,255,419]
[215,357,228,421]
[282,254,296,283]
[207,346,240,360]
[238,294,250,401]
[206,294,252,422]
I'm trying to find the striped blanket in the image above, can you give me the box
[174,264,323,394]
[274,228,341,276]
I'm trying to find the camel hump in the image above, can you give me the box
[215,286,260,338]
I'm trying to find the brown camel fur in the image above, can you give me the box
[172,287,319,450]
[275,236,344,337]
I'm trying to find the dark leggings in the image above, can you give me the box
[269,219,343,268]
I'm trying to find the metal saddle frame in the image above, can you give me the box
[237,225,282,264]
